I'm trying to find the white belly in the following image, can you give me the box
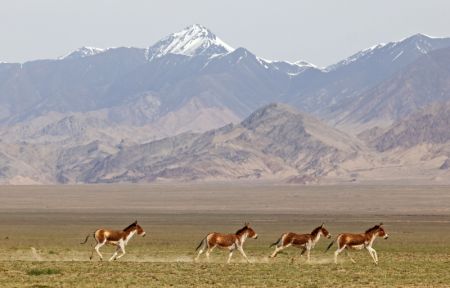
[350,244,365,250]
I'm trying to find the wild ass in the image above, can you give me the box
[269,223,331,261]
[326,223,389,264]
[80,220,146,261]
[195,223,258,263]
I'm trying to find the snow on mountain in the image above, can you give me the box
[147,24,234,60]
[294,60,317,68]
[3,26,450,184]
[335,46,450,128]
[326,33,450,71]
[62,46,106,60]
[267,60,318,76]
[325,43,387,71]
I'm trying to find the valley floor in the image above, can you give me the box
[0,184,449,287]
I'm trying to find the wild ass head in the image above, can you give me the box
[123,220,146,237]
[366,223,388,240]
[311,223,331,239]
[236,222,258,239]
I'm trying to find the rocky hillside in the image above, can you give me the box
[337,47,450,129]
[60,104,367,184]
[365,102,450,152]
[354,102,450,181]
[1,26,450,184]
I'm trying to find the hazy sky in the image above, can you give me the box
[1,0,450,66]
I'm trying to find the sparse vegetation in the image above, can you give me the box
[0,185,448,287]
[0,213,449,287]
[26,268,61,276]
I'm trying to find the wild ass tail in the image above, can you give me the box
[80,234,91,245]
[325,239,335,252]
[270,237,282,248]
[195,237,206,251]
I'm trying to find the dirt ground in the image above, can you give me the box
[1,183,450,214]
[0,184,449,287]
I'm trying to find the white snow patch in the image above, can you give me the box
[256,57,270,69]
[326,43,387,71]
[61,46,106,60]
[148,24,234,60]
[392,50,404,62]
[294,60,318,69]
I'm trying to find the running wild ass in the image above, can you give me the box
[326,223,389,264]
[195,223,258,263]
[80,220,146,261]
[269,223,331,261]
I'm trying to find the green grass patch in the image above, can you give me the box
[26,268,61,276]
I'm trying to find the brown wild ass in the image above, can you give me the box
[269,223,331,261]
[80,220,146,261]
[326,223,389,264]
[195,223,258,263]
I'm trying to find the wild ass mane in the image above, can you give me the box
[123,221,137,232]
[235,226,248,235]
[311,226,322,236]
[365,224,381,234]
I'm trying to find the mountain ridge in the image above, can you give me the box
[69,103,365,184]
[1,25,450,184]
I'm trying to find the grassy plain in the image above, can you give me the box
[0,184,449,287]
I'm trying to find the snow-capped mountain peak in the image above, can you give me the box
[61,46,106,60]
[326,32,450,71]
[400,33,436,53]
[147,24,234,60]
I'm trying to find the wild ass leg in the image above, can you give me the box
[305,241,313,262]
[237,245,250,263]
[366,246,378,264]
[227,249,234,264]
[109,246,121,261]
[205,245,216,262]
[195,249,204,262]
[195,240,207,262]
[306,247,311,262]
[372,248,379,263]
[194,249,202,262]
[334,245,346,264]
[270,245,286,258]
[291,247,306,263]
[94,242,105,261]
[89,241,97,260]
[115,242,127,260]
[345,249,356,263]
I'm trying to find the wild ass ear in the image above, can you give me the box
[133,220,138,225]
[321,222,324,227]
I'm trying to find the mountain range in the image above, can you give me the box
[0,24,449,184]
